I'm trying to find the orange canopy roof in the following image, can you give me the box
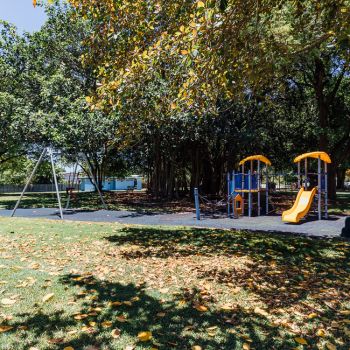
[239,155,272,166]
[294,152,331,164]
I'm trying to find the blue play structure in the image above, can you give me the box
[227,155,272,218]
[228,173,258,192]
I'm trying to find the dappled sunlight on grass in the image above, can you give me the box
[0,218,349,349]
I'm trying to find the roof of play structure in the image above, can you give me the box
[294,152,331,164]
[239,155,272,166]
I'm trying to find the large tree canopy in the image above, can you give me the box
[65,0,350,113]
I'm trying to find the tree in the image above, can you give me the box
[21,2,122,190]
[0,22,29,165]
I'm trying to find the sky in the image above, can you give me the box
[1,0,47,33]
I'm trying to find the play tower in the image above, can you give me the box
[227,155,271,217]
[282,151,331,223]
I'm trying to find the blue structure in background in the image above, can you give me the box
[80,176,143,192]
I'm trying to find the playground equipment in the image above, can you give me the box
[228,155,272,217]
[282,151,331,223]
[193,154,272,220]
[11,148,107,220]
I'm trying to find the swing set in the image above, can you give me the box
[11,148,107,220]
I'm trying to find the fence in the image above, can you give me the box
[0,184,80,193]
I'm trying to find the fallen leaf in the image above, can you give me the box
[195,305,208,312]
[307,312,318,319]
[124,346,135,350]
[18,325,28,330]
[295,337,308,345]
[254,307,269,316]
[110,301,122,307]
[0,325,13,333]
[64,347,74,350]
[326,343,337,350]
[192,346,202,350]
[316,329,326,337]
[137,331,152,341]
[42,293,55,302]
[102,321,113,328]
[242,343,250,350]
[116,315,127,323]
[111,328,121,338]
[1,298,16,306]
[74,314,88,320]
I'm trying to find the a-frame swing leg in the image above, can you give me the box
[48,149,64,219]
[11,148,48,218]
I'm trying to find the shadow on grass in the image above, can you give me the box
[106,227,350,309]
[9,274,298,350]
[0,192,194,215]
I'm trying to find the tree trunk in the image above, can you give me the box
[313,57,337,200]
[336,167,346,190]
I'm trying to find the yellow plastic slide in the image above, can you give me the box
[282,187,317,223]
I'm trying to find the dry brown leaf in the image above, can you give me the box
[294,337,308,345]
[195,305,208,312]
[42,293,55,302]
[1,298,16,306]
[316,328,326,337]
[137,331,152,341]
[326,343,337,350]
[73,314,88,320]
[111,328,121,338]
[0,325,13,333]
[110,301,122,307]
[116,315,127,323]
[102,321,113,328]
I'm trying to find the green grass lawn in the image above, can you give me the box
[0,218,349,349]
[1,191,348,216]
[0,191,194,214]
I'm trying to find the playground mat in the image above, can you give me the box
[0,208,348,238]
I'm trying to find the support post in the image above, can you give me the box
[265,164,269,215]
[232,170,236,218]
[257,160,261,216]
[227,172,230,217]
[49,149,64,220]
[11,148,47,217]
[304,158,308,189]
[248,170,252,217]
[325,162,328,219]
[318,156,321,220]
[297,162,301,189]
[194,187,200,220]
[242,164,245,215]
[278,174,281,191]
